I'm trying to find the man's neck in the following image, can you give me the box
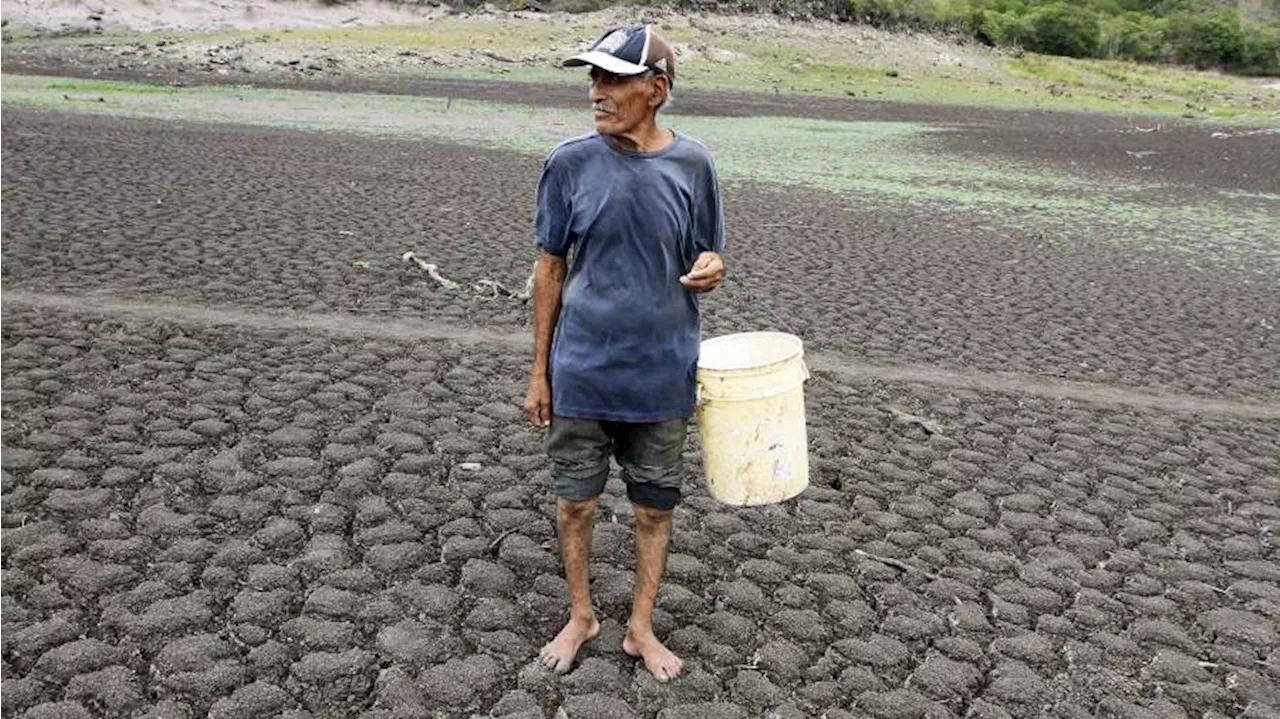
[611,121,673,154]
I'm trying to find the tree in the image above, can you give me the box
[1101,12,1165,60]
[1022,3,1102,57]
[1240,22,1280,73]
[1166,12,1245,68]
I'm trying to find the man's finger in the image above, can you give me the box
[686,269,719,282]
[681,277,719,292]
[685,264,722,280]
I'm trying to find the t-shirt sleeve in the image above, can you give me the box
[534,152,574,257]
[695,155,726,255]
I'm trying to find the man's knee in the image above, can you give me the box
[558,497,598,522]
[632,502,673,528]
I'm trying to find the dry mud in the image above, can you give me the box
[4,109,1278,400]
[3,57,1279,719]
[3,301,1280,717]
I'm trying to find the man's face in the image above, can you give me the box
[589,67,664,136]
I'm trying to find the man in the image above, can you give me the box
[523,24,726,683]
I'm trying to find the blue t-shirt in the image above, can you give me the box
[535,131,725,422]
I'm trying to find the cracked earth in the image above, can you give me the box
[2,66,1278,719]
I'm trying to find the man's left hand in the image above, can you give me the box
[680,252,725,293]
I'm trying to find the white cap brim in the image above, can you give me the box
[563,50,648,75]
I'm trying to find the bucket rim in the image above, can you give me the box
[697,331,804,372]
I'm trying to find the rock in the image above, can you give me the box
[557,693,638,718]
[208,682,295,719]
[1200,608,1277,647]
[21,702,94,719]
[991,633,1057,665]
[419,654,499,706]
[984,661,1048,705]
[460,559,517,598]
[833,634,910,668]
[34,639,125,681]
[854,690,939,719]
[909,653,982,700]
[289,649,374,687]
[377,620,459,665]
[304,586,362,619]
[731,670,782,706]
[155,634,237,674]
[657,705,749,719]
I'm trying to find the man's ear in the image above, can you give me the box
[650,75,670,107]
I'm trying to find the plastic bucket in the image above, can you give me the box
[695,332,810,506]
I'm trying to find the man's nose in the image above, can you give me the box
[589,80,605,101]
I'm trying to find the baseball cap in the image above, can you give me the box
[564,24,676,84]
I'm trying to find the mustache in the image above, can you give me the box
[592,103,616,115]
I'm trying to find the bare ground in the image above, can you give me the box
[4,109,1278,400]
[3,34,1280,719]
[4,300,1279,718]
[5,39,1278,197]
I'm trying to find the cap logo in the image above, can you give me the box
[596,28,630,54]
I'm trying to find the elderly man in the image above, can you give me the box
[523,24,726,683]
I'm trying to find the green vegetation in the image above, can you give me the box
[242,16,1278,120]
[7,7,1275,121]
[766,0,1279,74]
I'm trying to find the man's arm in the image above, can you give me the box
[680,154,726,293]
[525,250,568,428]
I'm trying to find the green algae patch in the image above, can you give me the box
[3,73,1275,274]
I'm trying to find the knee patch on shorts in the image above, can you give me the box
[627,481,680,511]
[551,466,609,502]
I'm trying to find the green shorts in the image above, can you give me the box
[546,417,688,511]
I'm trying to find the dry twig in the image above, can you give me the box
[401,251,459,290]
[886,407,946,436]
[854,548,942,581]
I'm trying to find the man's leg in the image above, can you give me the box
[539,497,601,673]
[615,419,687,682]
[623,503,684,682]
[539,418,609,674]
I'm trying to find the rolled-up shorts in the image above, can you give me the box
[546,417,688,511]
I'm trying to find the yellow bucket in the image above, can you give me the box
[695,332,810,506]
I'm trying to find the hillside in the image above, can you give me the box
[4,0,1276,76]
[2,0,1277,121]
[639,0,1280,75]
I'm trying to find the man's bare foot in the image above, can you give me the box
[623,627,683,682]
[538,615,600,674]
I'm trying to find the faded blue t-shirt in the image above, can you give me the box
[535,131,725,422]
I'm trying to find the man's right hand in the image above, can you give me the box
[525,375,553,428]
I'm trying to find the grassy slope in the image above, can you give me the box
[251,15,1280,120]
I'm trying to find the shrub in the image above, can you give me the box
[844,0,909,25]
[1100,12,1165,60]
[1239,22,1280,74]
[1165,12,1245,68]
[968,7,1022,45]
[1021,2,1102,58]
[709,0,1275,74]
